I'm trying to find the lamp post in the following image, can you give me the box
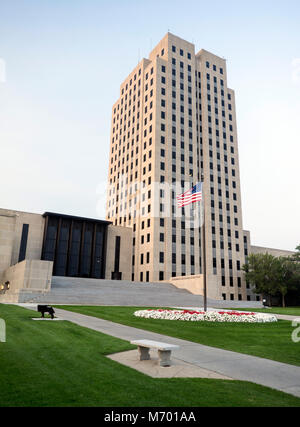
[201,173,207,312]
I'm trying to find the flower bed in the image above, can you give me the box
[133,309,277,323]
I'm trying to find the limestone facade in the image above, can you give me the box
[106,33,254,301]
[0,209,44,279]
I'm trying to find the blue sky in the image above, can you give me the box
[0,0,299,250]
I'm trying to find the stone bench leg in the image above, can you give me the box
[158,349,172,367]
[138,346,150,361]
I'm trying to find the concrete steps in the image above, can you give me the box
[10,276,262,308]
[21,276,193,305]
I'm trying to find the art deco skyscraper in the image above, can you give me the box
[106,33,251,301]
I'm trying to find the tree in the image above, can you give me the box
[242,253,279,306]
[284,245,300,305]
[275,257,293,308]
[291,244,300,262]
[243,251,300,307]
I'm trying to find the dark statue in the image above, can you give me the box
[37,305,55,319]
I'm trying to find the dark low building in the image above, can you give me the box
[0,208,132,286]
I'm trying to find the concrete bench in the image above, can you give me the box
[130,339,180,367]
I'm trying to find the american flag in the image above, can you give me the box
[177,182,203,208]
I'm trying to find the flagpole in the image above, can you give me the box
[181,176,207,311]
[201,174,207,312]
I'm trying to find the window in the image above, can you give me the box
[18,223,29,263]
[159,233,164,242]
[172,45,176,53]
[159,252,164,263]
[159,271,164,280]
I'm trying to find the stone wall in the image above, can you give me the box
[2,259,53,291]
[168,274,204,296]
[0,259,53,302]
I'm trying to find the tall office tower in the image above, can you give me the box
[106,33,249,301]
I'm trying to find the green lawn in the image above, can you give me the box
[0,304,300,407]
[57,305,300,367]
[231,307,300,317]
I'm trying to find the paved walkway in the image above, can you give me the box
[43,307,300,399]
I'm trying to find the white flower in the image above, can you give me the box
[133,309,277,323]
